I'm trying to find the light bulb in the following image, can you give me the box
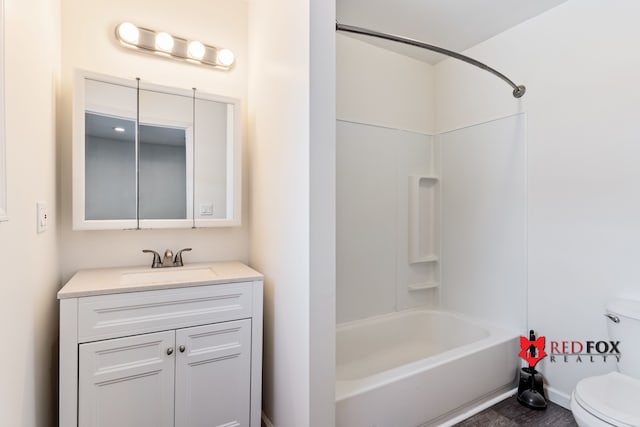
[113,127,125,133]
[187,41,206,60]
[155,32,174,52]
[117,22,139,45]
[216,48,235,67]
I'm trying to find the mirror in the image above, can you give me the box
[73,71,241,229]
[138,88,193,222]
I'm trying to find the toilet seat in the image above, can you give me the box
[573,372,640,427]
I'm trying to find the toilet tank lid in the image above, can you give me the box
[607,298,640,320]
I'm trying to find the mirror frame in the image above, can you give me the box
[72,70,242,230]
[0,0,6,222]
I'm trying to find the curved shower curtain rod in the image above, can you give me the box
[336,22,526,99]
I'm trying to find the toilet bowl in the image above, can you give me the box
[571,372,640,427]
[570,298,640,427]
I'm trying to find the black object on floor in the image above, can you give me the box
[517,330,547,409]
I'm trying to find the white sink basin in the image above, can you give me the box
[121,267,218,286]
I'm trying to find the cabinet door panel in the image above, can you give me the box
[175,319,251,427]
[79,330,175,427]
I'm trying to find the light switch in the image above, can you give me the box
[37,202,47,233]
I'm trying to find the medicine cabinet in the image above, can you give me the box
[72,71,241,229]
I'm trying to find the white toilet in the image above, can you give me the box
[571,298,640,427]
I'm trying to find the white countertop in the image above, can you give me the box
[57,261,263,299]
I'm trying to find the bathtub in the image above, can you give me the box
[336,309,520,427]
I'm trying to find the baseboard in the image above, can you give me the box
[546,386,572,409]
[434,388,517,427]
[261,411,274,427]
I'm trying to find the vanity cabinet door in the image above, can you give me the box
[78,330,175,427]
[175,319,252,427]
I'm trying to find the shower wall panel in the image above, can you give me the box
[337,120,437,324]
[439,114,526,330]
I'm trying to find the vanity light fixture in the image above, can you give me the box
[117,22,140,44]
[216,49,235,67]
[114,22,235,70]
[187,41,206,60]
[155,32,175,52]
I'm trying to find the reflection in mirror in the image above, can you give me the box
[139,124,187,219]
[85,116,136,220]
[194,98,228,220]
[83,78,137,222]
[138,89,193,223]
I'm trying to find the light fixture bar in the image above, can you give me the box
[115,22,235,71]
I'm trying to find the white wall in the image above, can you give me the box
[0,0,60,425]
[435,0,640,405]
[309,1,337,425]
[59,0,249,280]
[337,34,436,134]
[248,0,336,426]
[248,1,310,423]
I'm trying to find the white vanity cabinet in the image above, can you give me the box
[58,262,263,427]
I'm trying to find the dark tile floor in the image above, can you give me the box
[454,396,578,427]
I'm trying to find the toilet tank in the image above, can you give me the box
[607,298,640,379]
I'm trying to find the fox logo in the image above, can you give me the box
[519,335,547,367]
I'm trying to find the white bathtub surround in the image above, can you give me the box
[337,113,526,328]
[439,114,527,329]
[337,121,440,323]
[336,82,526,424]
[336,309,519,427]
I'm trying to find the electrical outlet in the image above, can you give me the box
[199,203,214,216]
[37,202,47,233]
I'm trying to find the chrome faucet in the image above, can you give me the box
[173,248,192,267]
[163,249,174,266]
[142,249,162,268]
[142,248,192,268]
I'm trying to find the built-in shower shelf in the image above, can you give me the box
[408,282,439,291]
[412,175,438,182]
[409,255,439,265]
[408,175,439,264]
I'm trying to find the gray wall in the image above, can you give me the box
[139,142,187,219]
[85,137,187,220]
[85,136,136,220]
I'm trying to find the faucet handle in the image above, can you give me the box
[142,249,162,268]
[174,248,192,267]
